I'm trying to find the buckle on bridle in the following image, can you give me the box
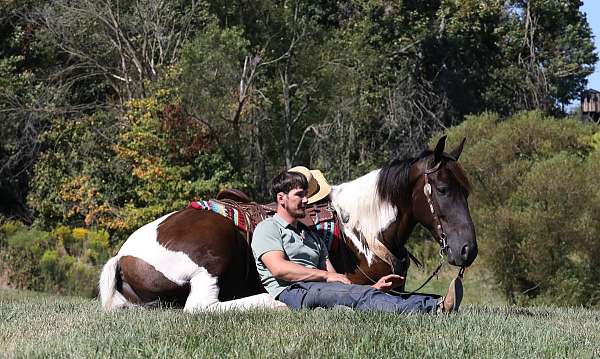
[439,232,448,257]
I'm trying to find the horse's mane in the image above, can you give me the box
[330,170,398,264]
[376,149,472,208]
[376,150,432,208]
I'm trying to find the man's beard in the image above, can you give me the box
[285,203,306,218]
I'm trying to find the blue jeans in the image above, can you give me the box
[277,281,440,313]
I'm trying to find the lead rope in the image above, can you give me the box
[355,258,465,296]
[352,256,444,296]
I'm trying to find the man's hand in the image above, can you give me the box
[326,272,352,285]
[371,274,405,292]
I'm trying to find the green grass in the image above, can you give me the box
[2,288,600,358]
[404,261,507,307]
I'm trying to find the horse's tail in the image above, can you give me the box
[99,256,129,311]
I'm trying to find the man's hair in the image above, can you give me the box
[271,170,308,200]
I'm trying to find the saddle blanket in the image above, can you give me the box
[188,200,341,251]
[189,200,250,231]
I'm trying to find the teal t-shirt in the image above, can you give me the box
[251,213,328,298]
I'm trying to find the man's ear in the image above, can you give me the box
[277,192,285,203]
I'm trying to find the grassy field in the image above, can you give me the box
[2,269,599,359]
[403,262,506,307]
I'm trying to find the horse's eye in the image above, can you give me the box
[437,186,449,195]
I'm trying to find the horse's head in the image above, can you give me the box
[409,136,477,267]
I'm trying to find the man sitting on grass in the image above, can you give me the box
[251,168,462,313]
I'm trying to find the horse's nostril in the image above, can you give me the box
[461,244,470,259]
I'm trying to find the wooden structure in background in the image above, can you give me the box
[582,89,600,122]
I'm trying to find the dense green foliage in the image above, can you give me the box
[2,0,596,212]
[0,220,109,296]
[443,111,600,306]
[0,1,598,304]
[27,79,242,242]
[1,289,599,358]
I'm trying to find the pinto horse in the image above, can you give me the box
[99,136,477,312]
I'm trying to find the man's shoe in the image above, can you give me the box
[439,277,463,313]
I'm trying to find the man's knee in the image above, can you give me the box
[303,282,373,309]
[349,284,385,304]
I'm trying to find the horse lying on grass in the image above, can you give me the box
[99,136,477,312]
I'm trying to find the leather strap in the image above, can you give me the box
[367,238,407,275]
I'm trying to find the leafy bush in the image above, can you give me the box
[64,261,98,297]
[40,249,60,278]
[441,110,600,306]
[86,230,110,266]
[0,222,51,290]
[28,71,243,244]
[0,220,109,296]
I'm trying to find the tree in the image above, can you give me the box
[29,0,208,103]
[0,0,57,221]
[443,111,600,305]
[484,0,597,114]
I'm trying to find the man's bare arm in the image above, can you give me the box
[261,251,351,284]
[325,258,337,273]
[324,258,403,290]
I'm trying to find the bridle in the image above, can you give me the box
[423,161,450,257]
[406,159,466,293]
[397,159,467,295]
[342,158,465,295]
[351,158,466,295]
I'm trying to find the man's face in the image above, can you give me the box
[280,187,308,218]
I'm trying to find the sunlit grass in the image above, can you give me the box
[1,288,599,358]
[404,261,507,307]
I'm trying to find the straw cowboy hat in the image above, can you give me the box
[288,166,332,204]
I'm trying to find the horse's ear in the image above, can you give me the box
[433,135,447,164]
[449,137,466,161]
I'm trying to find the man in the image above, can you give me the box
[251,168,462,313]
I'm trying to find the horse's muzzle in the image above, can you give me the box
[448,242,478,267]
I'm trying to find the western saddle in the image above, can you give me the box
[214,188,336,239]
